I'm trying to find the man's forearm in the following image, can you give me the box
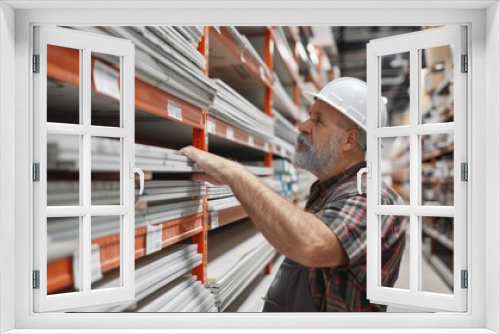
[226,165,343,268]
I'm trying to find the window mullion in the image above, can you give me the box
[81,48,92,294]
[409,47,420,294]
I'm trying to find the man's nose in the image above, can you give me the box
[298,119,312,134]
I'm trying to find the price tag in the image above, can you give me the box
[211,212,219,230]
[259,66,267,81]
[73,244,103,290]
[280,146,286,157]
[167,101,183,121]
[263,142,270,152]
[146,224,163,255]
[248,135,255,147]
[207,119,216,134]
[226,126,235,140]
[93,60,120,100]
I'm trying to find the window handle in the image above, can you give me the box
[130,161,144,195]
[357,162,371,195]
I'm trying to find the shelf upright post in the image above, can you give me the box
[264,27,275,169]
[191,26,210,285]
[264,27,275,275]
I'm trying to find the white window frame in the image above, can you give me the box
[33,26,137,312]
[0,1,498,333]
[366,26,467,312]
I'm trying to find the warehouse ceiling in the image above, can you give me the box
[331,26,420,122]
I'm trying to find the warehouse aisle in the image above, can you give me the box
[387,235,452,312]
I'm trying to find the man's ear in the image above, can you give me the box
[344,128,359,151]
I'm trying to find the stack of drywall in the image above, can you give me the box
[174,26,204,46]
[135,143,201,172]
[145,26,206,70]
[226,27,271,79]
[136,275,217,312]
[81,244,213,312]
[207,183,233,200]
[71,26,216,109]
[224,254,285,312]
[207,220,276,311]
[47,135,200,173]
[137,180,205,203]
[135,197,204,225]
[274,109,299,146]
[207,196,241,212]
[273,74,301,120]
[47,180,205,206]
[210,79,275,141]
[273,159,298,201]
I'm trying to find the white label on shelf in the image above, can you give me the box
[226,126,235,140]
[211,212,219,230]
[248,135,255,147]
[207,119,216,134]
[259,66,267,81]
[263,142,270,152]
[93,60,120,100]
[72,244,103,290]
[146,224,163,255]
[167,101,183,121]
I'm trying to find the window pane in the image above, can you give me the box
[421,216,454,294]
[47,45,81,124]
[47,133,81,206]
[91,137,121,206]
[421,133,454,206]
[91,216,122,290]
[91,53,121,127]
[47,217,81,295]
[381,137,410,205]
[380,215,409,290]
[380,52,410,127]
[420,45,454,124]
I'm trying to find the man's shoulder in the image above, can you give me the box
[380,181,406,206]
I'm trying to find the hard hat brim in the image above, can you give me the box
[303,91,367,132]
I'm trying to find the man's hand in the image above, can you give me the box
[179,146,242,185]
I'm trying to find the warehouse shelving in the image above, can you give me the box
[209,26,273,89]
[45,25,326,311]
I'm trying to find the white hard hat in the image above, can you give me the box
[305,77,388,150]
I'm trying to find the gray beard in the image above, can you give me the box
[293,133,340,179]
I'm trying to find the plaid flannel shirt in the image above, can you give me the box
[305,161,407,312]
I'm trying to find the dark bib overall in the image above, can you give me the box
[262,258,317,312]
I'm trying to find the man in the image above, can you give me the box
[180,77,407,312]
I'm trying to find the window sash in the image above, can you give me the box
[366,26,467,312]
[33,25,136,312]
